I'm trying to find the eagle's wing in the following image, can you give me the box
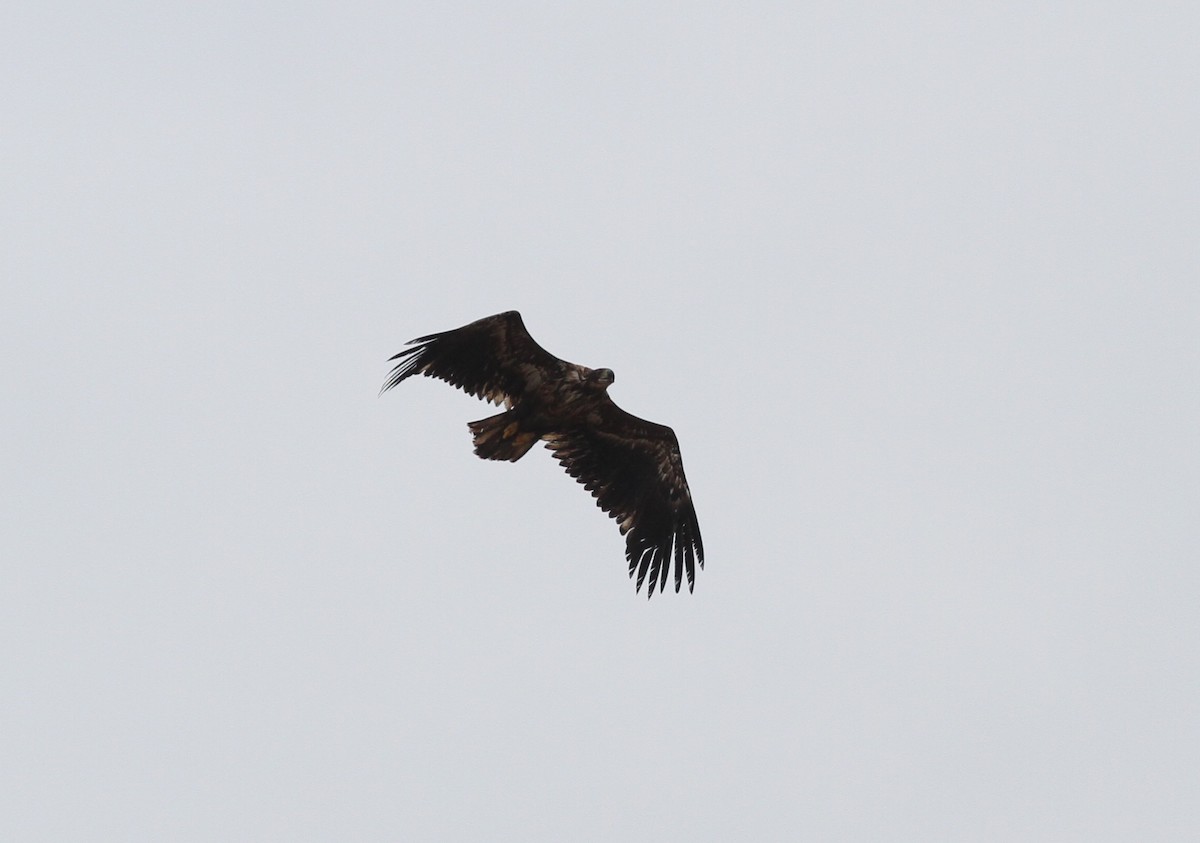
[380,311,560,406]
[545,402,704,597]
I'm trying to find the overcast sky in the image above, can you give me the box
[3,2,1198,840]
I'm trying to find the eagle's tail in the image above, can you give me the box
[467,411,540,462]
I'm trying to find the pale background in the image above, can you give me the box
[3,3,1197,840]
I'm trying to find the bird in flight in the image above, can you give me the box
[381,310,704,597]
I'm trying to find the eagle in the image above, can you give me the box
[381,310,704,597]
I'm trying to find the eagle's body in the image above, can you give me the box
[382,310,703,597]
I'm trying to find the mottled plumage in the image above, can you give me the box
[381,311,704,597]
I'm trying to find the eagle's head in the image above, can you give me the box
[590,367,615,389]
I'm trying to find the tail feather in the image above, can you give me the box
[468,412,539,462]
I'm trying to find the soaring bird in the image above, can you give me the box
[382,310,703,597]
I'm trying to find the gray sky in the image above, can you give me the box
[4,2,1198,840]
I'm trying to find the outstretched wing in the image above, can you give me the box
[545,402,704,598]
[381,311,561,406]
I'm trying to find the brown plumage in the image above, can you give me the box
[381,311,704,597]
